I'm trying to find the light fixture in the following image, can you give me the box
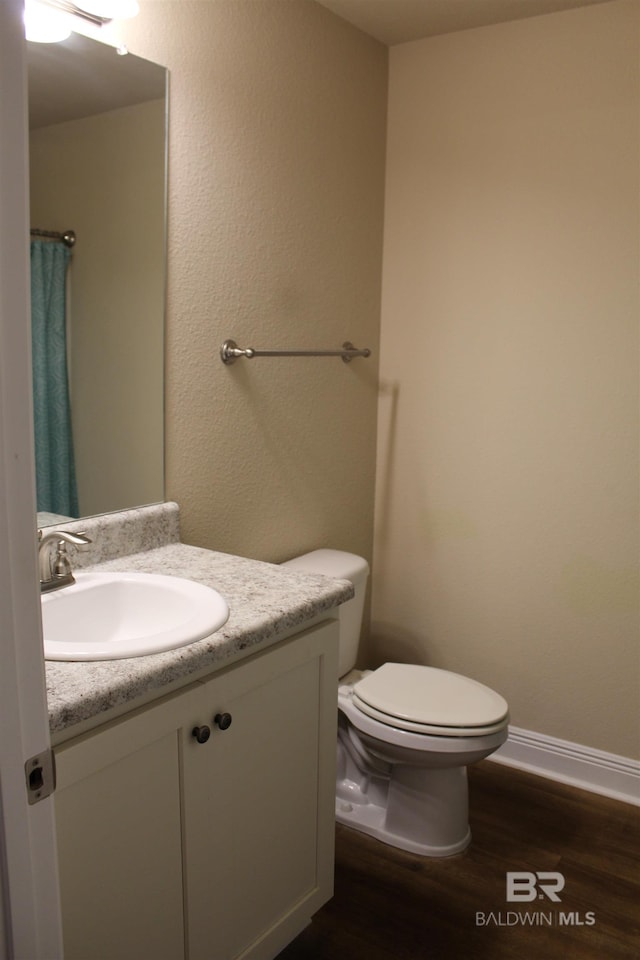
[24,0,139,44]
[24,0,72,42]
[68,0,139,19]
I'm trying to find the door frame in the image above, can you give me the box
[0,1,64,956]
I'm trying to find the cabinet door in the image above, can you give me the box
[182,621,338,960]
[55,696,190,960]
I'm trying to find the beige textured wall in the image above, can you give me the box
[29,100,165,517]
[119,0,386,565]
[373,0,639,758]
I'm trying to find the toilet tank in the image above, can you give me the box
[281,549,369,678]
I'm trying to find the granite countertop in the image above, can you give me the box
[46,540,353,739]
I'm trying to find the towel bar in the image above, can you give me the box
[220,339,371,365]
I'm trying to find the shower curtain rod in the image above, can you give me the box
[30,228,76,248]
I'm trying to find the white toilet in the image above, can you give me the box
[281,549,509,857]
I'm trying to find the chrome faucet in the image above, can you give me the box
[38,529,92,593]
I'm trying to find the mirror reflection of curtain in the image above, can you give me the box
[30,240,79,517]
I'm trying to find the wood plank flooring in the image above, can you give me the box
[278,760,640,960]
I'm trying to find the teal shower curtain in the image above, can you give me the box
[30,240,79,517]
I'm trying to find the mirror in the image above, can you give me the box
[27,33,167,527]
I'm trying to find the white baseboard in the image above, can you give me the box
[489,725,640,807]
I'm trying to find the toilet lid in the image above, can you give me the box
[353,663,508,733]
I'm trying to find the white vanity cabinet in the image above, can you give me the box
[53,620,339,960]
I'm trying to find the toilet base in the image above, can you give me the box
[335,761,472,857]
[335,794,471,857]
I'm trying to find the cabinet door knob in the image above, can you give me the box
[214,712,232,731]
[192,725,211,744]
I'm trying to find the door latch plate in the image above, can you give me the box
[25,749,56,804]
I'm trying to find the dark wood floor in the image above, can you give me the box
[278,761,640,960]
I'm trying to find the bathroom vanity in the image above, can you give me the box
[45,504,351,960]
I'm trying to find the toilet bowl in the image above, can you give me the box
[281,550,509,857]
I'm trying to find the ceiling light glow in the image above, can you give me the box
[24,0,72,42]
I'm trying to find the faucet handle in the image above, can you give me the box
[66,531,91,548]
[38,529,92,547]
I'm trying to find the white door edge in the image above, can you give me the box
[0,2,64,956]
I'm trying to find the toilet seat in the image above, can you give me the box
[352,663,509,738]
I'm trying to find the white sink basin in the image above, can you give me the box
[42,571,229,661]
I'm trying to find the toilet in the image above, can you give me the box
[281,549,509,857]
